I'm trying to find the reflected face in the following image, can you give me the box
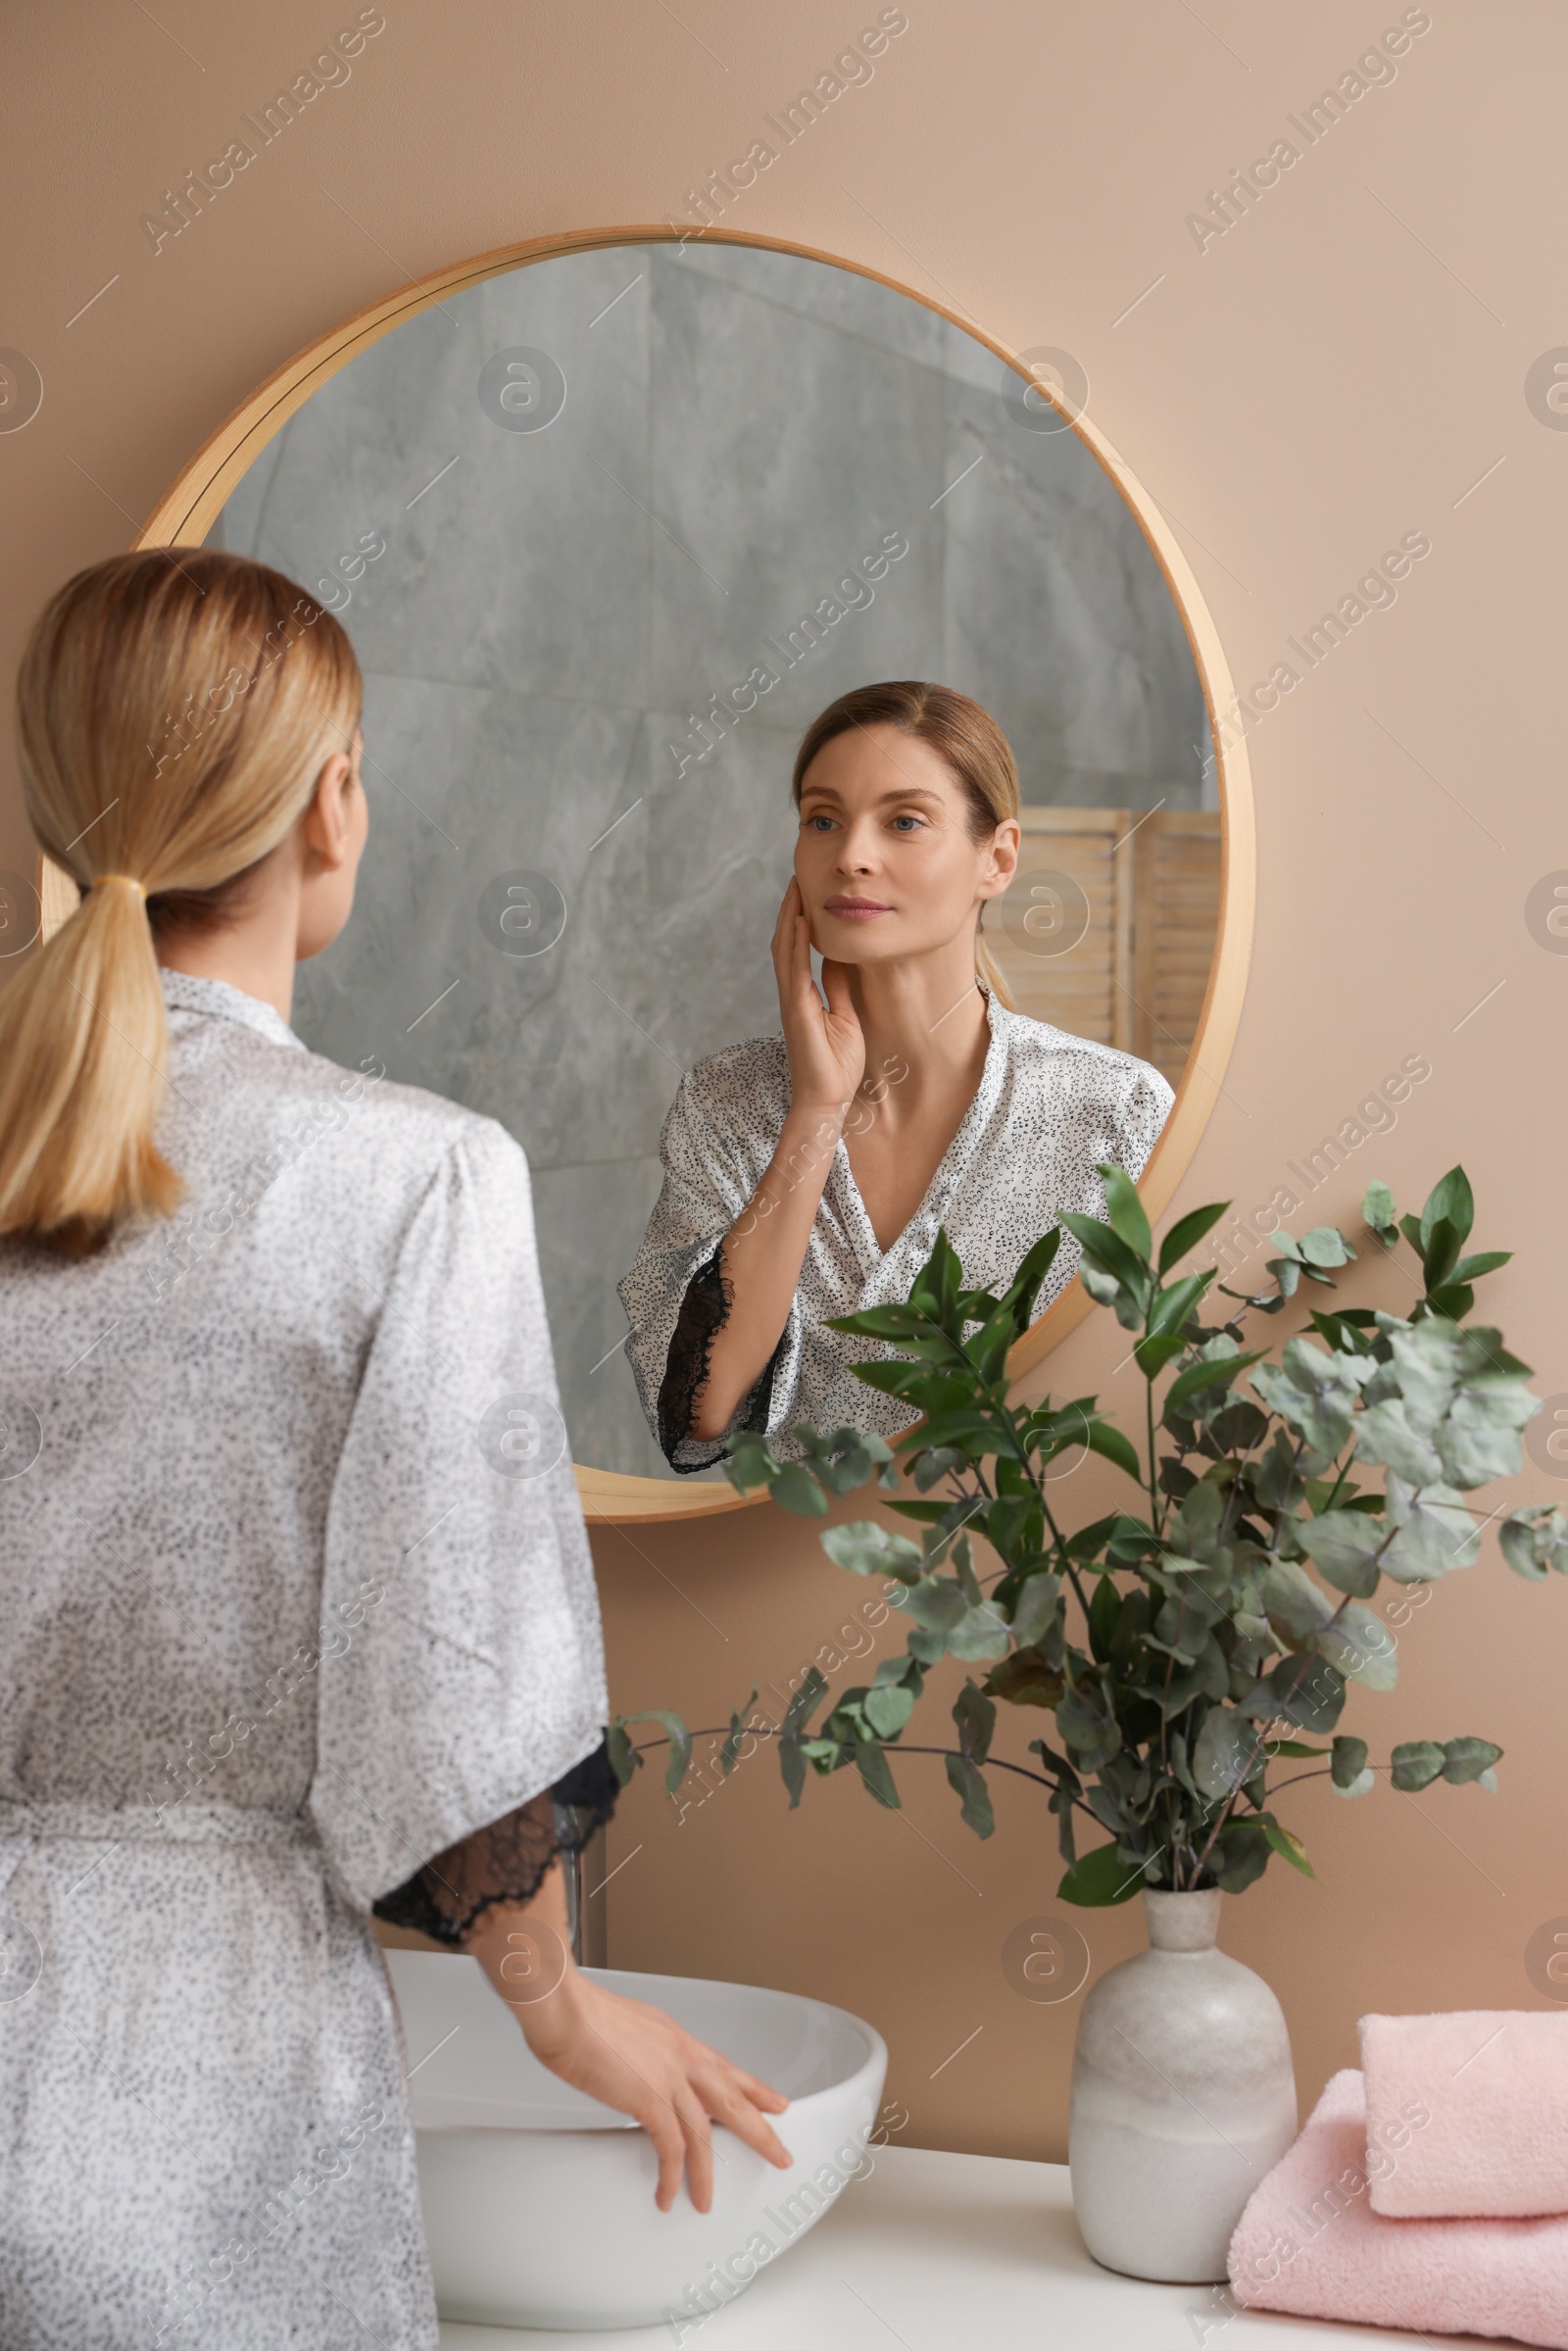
[794,724,1019,968]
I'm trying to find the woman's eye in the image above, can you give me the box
[806,813,836,832]
[891,813,924,832]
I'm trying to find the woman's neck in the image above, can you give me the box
[156,876,305,1027]
[845,948,993,1110]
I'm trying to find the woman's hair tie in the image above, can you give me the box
[92,873,147,900]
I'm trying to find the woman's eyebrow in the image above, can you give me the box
[800,784,946,808]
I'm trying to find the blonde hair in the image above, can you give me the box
[1,548,362,1253]
[792,680,1020,1008]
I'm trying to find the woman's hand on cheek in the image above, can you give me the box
[772,879,866,1115]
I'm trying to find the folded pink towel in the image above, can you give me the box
[1228,2070,1568,2350]
[1360,2010,1568,2218]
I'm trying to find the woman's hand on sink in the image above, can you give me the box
[466,1863,794,2214]
[525,1970,794,2213]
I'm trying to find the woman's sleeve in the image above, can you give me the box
[616,1071,785,1475]
[1115,1062,1177,1181]
[308,1120,611,1917]
[369,1736,620,1947]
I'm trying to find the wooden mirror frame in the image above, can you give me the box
[36,223,1254,1526]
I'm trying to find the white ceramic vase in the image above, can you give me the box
[1068,1886,1297,2283]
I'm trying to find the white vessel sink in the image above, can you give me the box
[385,1952,888,2332]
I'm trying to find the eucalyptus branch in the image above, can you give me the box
[625,1727,1097,1813]
[697,1165,1542,1905]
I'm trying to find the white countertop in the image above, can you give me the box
[438,2142,1496,2349]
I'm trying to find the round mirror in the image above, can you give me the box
[48,231,1251,1515]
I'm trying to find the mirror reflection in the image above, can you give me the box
[211,238,1218,1479]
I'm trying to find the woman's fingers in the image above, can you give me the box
[675,2088,715,2215]
[524,1979,796,2211]
[643,2095,687,2215]
[820,955,854,1011]
[726,2059,791,2115]
[707,2082,793,2171]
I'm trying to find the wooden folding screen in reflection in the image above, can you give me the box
[986,807,1222,1090]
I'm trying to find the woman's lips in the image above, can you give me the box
[823,898,894,919]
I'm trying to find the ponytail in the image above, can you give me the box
[974,925,1016,1012]
[0,550,362,1252]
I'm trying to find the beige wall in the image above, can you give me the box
[5,0,1565,2163]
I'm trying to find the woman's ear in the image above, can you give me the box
[978,815,1021,901]
[301,728,364,872]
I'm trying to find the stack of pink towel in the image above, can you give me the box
[1229,2011,1568,2349]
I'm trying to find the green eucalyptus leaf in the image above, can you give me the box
[1152,1639,1230,1719]
[1330,1733,1368,1788]
[606,1721,640,1788]
[719,1690,760,1775]
[854,1739,901,1809]
[1167,1727,1200,1798]
[778,1736,807,1808]
[1191,1706,1262,1799]
[723,1431,781,1494]
[911,1445,967,1493]
[1390,1739,1446,1792]
[1057,1841,1147,1906]
[953,1680,997,1763]
[781,1666,828,1739]
[1252,1339,1374,1459]
[1008,1572,1062,1650]
[768,1461,829,1517]
[1441,1736,1502,1786]
[893,1576,970,1635]
[1213,1819,1272,1894]
[1354,1397,1445,1486]
[947,1600,1014,1661]
[1315,1602,1397,1690]
[863,1683,915,1739]
[661,1718,693,1795]
[1174,1475,1225,1549]
[1380,1475,1480,1581]
[1245,1656,1347,1733]
[820,1520,925,1581]
[1362,1180,1397,1239]
[1297,1226,1354,1270]
[1435,1384,1542,1490]
[1258,1559,1335,1646]
[1499,1504,1568,1580]
[1056,1685,1123,1773]
[1294,1510,1385,1597]
[944,1750,995,1837]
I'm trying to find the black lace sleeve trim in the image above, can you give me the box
[654,1243,781,1473]
[370,1735,619,1949]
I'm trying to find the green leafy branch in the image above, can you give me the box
[611,1168,1566,1904]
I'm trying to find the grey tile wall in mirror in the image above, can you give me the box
[211,239,1212,1480]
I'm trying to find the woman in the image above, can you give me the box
[619,681,1175,1471]
[0,551,788,2349]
